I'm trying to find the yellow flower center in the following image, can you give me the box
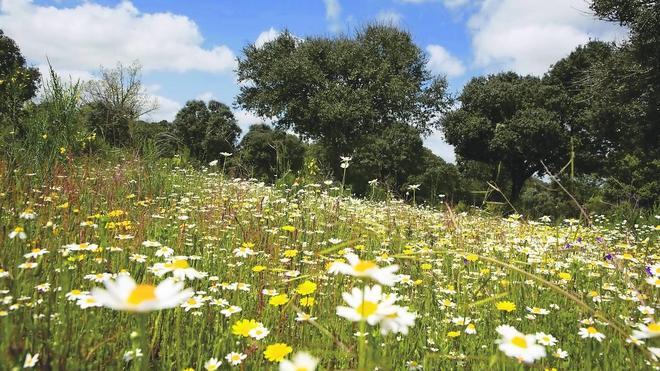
[356,300,378,317]
[127,284,157,305]
[31,248,41,253]
[167,259,189,269]
[511,336,528,349]
[648,323,660,333]
[296,368,309,371]
[354,260,377,273]
[587,326,598,334]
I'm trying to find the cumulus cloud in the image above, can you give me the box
[426,45,466,78]
[255,27,280,48]
[376,10,403,26]
[468,0,627,75]
[322,0,342,33]
[0,0,236,74]
[424,131,456,163]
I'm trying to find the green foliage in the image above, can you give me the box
[237,124,305,182]
[0,29,40,132]
[2,64,90,173]
[236,25,452,173]
[83,62,157,146]
[443,72,569,201]
[172,100,241,163]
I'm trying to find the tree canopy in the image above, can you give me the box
[236,25,452,172]
[173,100,241,163]
[442,72,568,201]
[0,29,40,130]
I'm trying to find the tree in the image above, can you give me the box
[442,72,568,201]
[238,124,305,181]
[236,25,451,174]
[344,123,427,195]
[544,41,616,174]
[173,100,241,162]
[84,62,157,146]
[0,29,40,131]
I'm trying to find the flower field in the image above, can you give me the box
[0,157,658,370]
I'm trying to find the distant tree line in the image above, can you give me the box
[1,0,657,217]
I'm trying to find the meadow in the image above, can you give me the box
[0,155,658,370]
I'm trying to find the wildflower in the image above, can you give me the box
[296,281,317,296]
[526,306,550,315]
[92,276,193,312]
[9,227,26,240]
[465,323,477,334]
[495,325,546,363]
[225,352,247,366]
[19,209,37,219]
[24,248,48,259]
[299,297,315,307]
[632,322,660,340]
[447,331,461,338]
[281,225,296,232]
[269,294,289,306]
[264,343,293,362]
[252,265,267,272]
[329,253,399,286]
[248,324,270,340]
[209,160,219,167]
[151,258,206,280]
[296,312,317,322]
[553,348,568,359]
[77,295,103,309]
[578,327,606,342]
[23,353,39,368]
[279,351,318,371]
[336,285,396,325]
[204,357,222,370]
[181,296,205,312]
[379,305,417,335]
[232,319,260,337]
[123,348,143,362]
[558,272,572,281]
[496,301,516,312]
[535,332,558,346]
[220,305,242,317]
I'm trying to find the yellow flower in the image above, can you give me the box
[252,265,267,272]
[496,301,516,312]
[281,225,296,232]
[558,272,572,281]
[263,343,292,362]
[420,263,432,270]
[296,280,317,295]
[299,297,315,307]
[232,319,259,337]
[269,294,289,306]
[59,147,66,154]
[447,331,461,338]
[284,249,299,258]
[465,254,479,262]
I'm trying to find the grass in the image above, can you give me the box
[0,155,658,370]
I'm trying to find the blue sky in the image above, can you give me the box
[0,0,626,162]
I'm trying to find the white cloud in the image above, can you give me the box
[255,27,280,48]
[424,130,456,163]
[468,0,627,75]
[233,109,267,133]
[0,0,236,74]
[426,45,466,78]
[196,91,216,102]
[322,0,342,33]
[376,10,403,26]
[145,95,181,122]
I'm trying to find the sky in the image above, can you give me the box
[0,0,627,162]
